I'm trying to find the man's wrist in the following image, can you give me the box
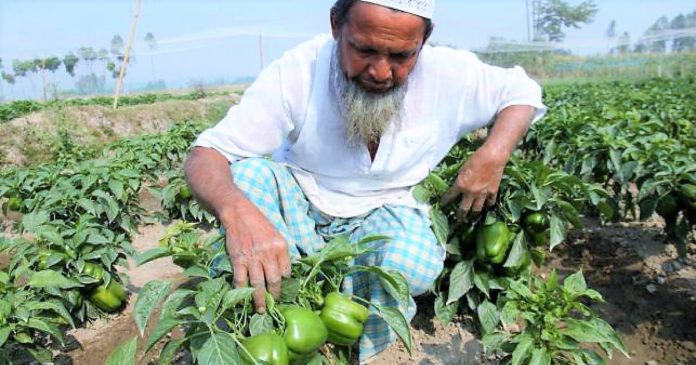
[478,141,513,166]
[216,190,247,228]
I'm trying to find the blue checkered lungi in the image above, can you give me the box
[227,158,445,363]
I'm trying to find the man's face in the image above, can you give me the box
[331,2,428,93]
[330,2,429,145]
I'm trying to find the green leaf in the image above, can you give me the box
[529,347,552,365]
[106,336,138,365]
[563,271,587,297]
[509,280,534,299]
[28,270,80,289]
[135,281,171,337]
[146,289,195,351]
[249,313,274,336]
[481,331,507,354]
[0,327,11,347]
[500,300,519,326]
[135,248,171,266]
[473,270,491,299]
[20,211,50,233]
[430,207,449,247]
[27,318,63,343]
[196,332,239,365]
[511,333,534,365]
[476,300,500,334]
[434,294,457,324]
[549,215,566,251]
[351,265,410,308]
[373,303,412,354]
[223,287,255,308]
[562,317,629,358]
[503,231,526,268]
[412,184,432,203]
[157,338,186,365]
[108,180,126,202]
[278,278,301,303]
[447,259,474,305]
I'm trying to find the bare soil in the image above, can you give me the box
[40,214,694,365]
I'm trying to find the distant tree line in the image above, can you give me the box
[0,32,160,102]
[607,10,696,54]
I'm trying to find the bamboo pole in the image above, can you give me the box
[113,0,142,109]
[259,33,265,70]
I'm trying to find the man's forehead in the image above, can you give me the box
[358,0,435,19]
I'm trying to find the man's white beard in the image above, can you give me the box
[332,46,408,147]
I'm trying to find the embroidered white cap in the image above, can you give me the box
[359,0,435,19]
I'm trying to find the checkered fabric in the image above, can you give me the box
[225,158,445,363]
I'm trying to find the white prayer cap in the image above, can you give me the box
[359,0,435,19]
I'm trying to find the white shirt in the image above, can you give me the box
[194,34,546,218]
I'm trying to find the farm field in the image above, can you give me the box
[0,77,695,365]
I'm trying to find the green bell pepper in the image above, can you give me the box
[89,280,127,312]
[476,221,511,264]
[7,196,23,212]
[83,262,105,281]
[680,184,696,210]
[241,332,289,365]
[656,194,679,219]
[320,292,369,346]
[523,211,548,234]
[281,306,327,361]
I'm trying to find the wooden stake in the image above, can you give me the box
[259,33,265,70]
[113,0,142,109]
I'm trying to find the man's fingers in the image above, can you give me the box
[278,248,291,278]
[458,194,474,219]
[440,186,461,207]
[263,260,282,300]
[248,262,267,313]
[471,195,487,213]
[486,192,498,207]
[232,262,249,289]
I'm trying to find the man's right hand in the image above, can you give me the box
[220,200,291,313]
[184,147,291,313]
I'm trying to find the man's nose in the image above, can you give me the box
[368,56,392,84]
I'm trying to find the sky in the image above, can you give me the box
[0,0,694,98]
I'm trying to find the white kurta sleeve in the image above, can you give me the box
[193,60,296,163]
[457,51,547,133]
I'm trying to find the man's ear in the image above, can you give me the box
[330,11,340,39]
[424,22,435,44]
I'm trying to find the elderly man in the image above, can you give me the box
[185,0,545,361]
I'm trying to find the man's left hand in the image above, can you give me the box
[440,146,506,217]
[440,105,536,217]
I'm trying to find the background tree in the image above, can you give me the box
[1,71,15,100]
[12,60,37,98]
[534,0,598,42]
[110,35,125,57]
[670,11,696,52]
[35,57,61,100]
[606,19,616,53]
[144,32,158,82]
[63,53,79,77]
[78,46,97,74]
[616,32,631,54]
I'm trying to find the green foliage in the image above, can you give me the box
[134,235,411,364]
[0,90,232,123]
[483,270,629,364]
